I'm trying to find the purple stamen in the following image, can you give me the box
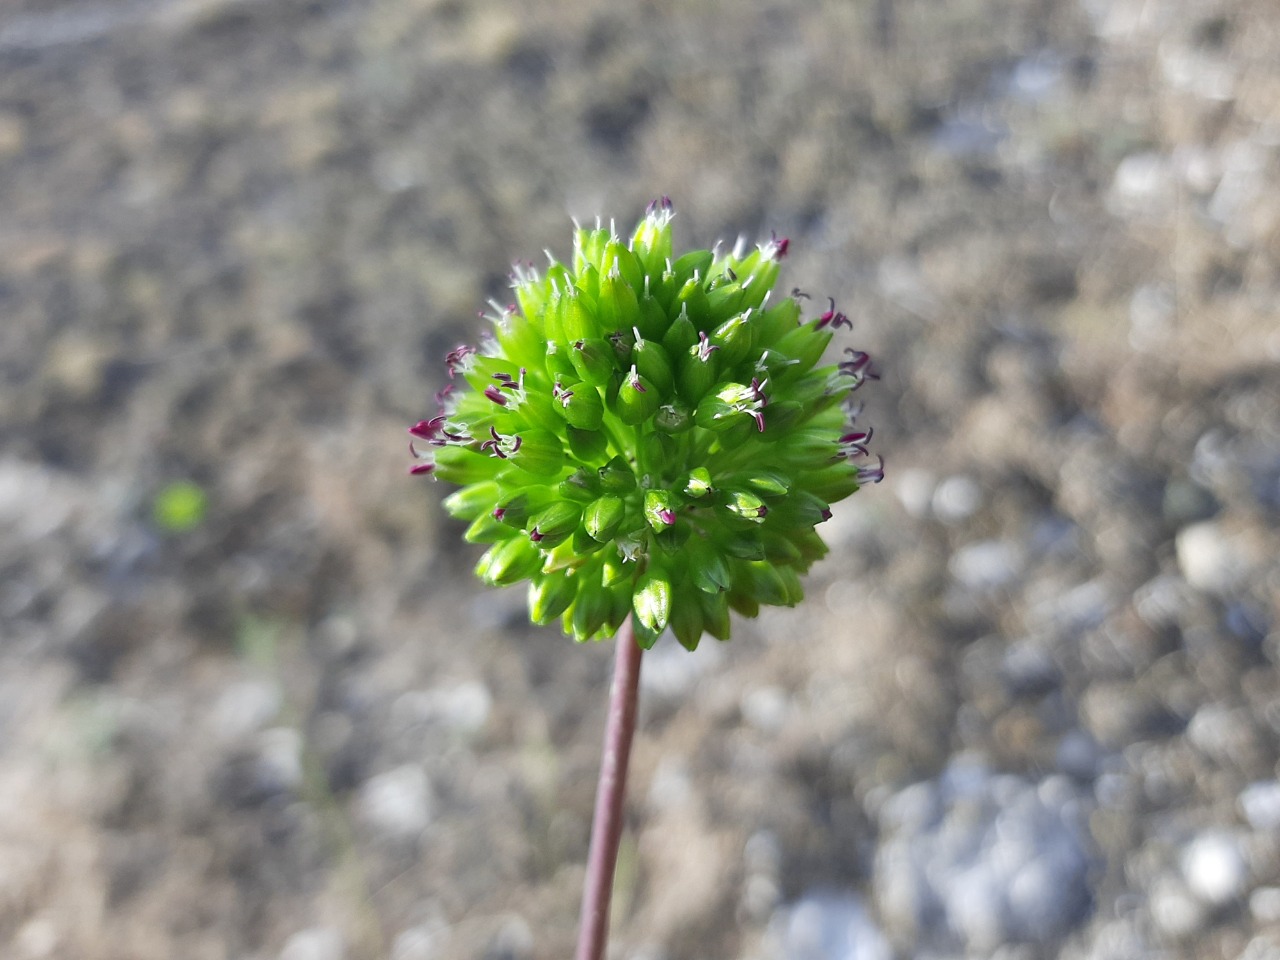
[529,528,544,543]
[493,507,506,521]
[445,344,477,378]
[434,383,455,406]
[756,505,768,518]
[857,456,885,484]
[409,462,435,476]
[753,411,766,432]
[696,331,720,362]
[657,508,676,526]
[408,417,444,441]
[771,232,790,259]
[816,298,852,331]
[820,507,833,522]
[484,385,508,406]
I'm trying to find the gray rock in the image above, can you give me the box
[279,927,344,960]
[933,474,982,523]
[1181,831,1248,907]
[949,540,1023,591]
[766,891,892,960]
[1240,781,1280,833]
[358,765,432,840]
[1176,521,1251,594]
[874,761,1094,952]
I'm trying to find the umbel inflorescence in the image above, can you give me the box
[410,199,881,649]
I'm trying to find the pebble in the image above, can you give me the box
[211,679,282,742]
[1240,781,1280,832]
[765,891,892,960]
[1250,887,1280,925]
[1175,521,1248,594]
[874,762,1094,951]
[1107,153,1175,220]
[950,540,1023,591]
[397,682,492,736]
[740,686,789,734]
[255,727,303,795]
[639,633,724,700]
[279,928,344,960]
[1149,875,1207,940]
[1181,831,1248,907]
[1056,729,1103,781]
[933,474,982,523]
[893,468,935,520]
[391,924,442,960]
[358,765,432,840]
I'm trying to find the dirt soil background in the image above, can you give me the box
[2,0,1279,958]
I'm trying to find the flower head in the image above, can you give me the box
[411,202,881,649]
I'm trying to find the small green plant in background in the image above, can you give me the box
[152,480,208,534]
[409,199,881,960]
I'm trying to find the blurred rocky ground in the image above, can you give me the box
[0,0,1278,958]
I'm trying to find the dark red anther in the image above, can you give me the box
[529,528,544,543]
[484,385,509,406]
[857,456,885,484]
[409,462,435,476]
[445,344,477,377]
[817,298,852,331]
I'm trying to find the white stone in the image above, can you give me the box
[1250,887,1280,925]
[893,468,935,520]
[1108,153,1175,219]
[1181,832,1248,906]
[741,686,789,734]
[280,928,344,960]
[1176,522,1248,594]
[933,475,982,523]
[1240,782,1280,832]
[950,540,1022,590]
[211,679,281,742]
[1150,876,1206,940]
[358,765,432,839]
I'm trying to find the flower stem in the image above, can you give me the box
[575,614,643,960]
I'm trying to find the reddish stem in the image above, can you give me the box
[575,615,643,960]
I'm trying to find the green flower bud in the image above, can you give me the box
[644,489,678,532]
[598,455,637,494]
[684,467,713,499]
[613,366,660,425]
[630,332,675,395]
[661,304,699,355]
[636,289,669,341]
[598,263,641,332]
[653,400,693,434]
[566,425,609,463]
[559,288,596,341]
[584,495,626,542]
[559,467,602,502]
[442,481,502,521]
[570,338,616,385]
[511,428,567,477]
[632,564,672,648]
[476,536,543,586]
[528,501,583,548]
[552,379,604,431]
[530,572,578,625]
